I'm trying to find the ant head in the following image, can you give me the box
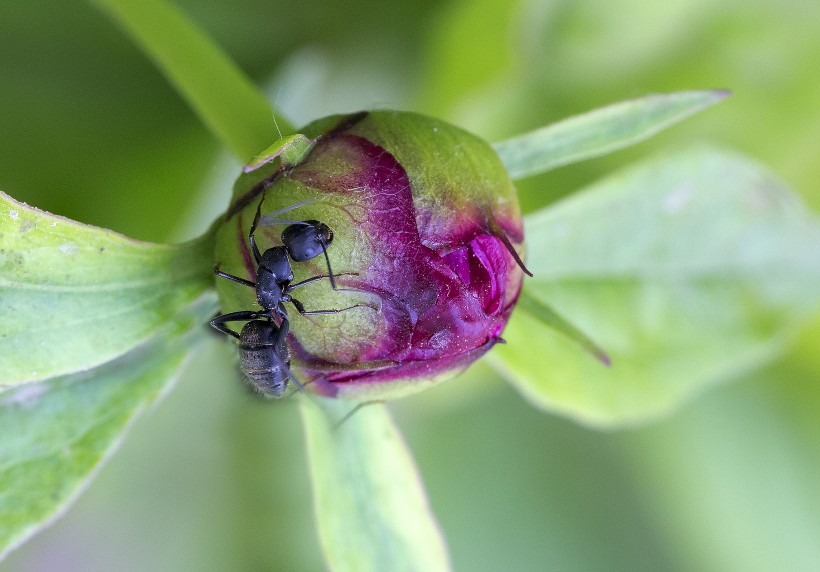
[282,220,334,262]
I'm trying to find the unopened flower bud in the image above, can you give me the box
[214,111,527,400]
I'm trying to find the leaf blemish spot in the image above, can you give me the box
[662,183,694,214]
[0,383,48,409]
[9,209,19,220]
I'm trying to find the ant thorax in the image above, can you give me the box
[259,245,294,283]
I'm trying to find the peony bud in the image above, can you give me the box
[214,111,527,400]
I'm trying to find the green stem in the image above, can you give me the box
[301,398,451,572]
[89,0,294,162]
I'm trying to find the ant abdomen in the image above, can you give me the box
[237,320,291,398]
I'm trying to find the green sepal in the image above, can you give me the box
[244,134,315,173]
[515,290,611,366]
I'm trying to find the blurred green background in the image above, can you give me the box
[1,0,819,570]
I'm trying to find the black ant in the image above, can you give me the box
[213,194,366,323]
[210,192,372,397]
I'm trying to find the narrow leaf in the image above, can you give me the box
[89,0,293,162]
[0,191,213,388]
[417,0,518,117]
[492,147,820,427]
[516,290,611,366]
[0,294,215,559]
[494,90,730,180]
[301,399,451,572]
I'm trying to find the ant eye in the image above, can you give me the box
[216,110,527,401]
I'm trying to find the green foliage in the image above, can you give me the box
[418,0,517,117]
[302,399,451,572]
[0,191,214,387]
[89,0,293,162]
[2,0,819,569]
[0,294,214,559]
[494,90,730,180]
[514,290,610,366]
[0,190,217,554]
[495,147,820,426]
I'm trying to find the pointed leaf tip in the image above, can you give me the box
[515,290,611,366]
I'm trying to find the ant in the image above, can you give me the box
[213,194,366,323]
[210,192,372,397]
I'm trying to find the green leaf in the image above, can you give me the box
[0,191,214,388]
[515,290,611,366]
[493,90,730,180]
[492,147,820,427]
[88,0,293,162]
[301,399,451,572]
[0,293,215,559]
[417,0,518,119]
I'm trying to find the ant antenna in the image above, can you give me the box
[258,199,319,227]
[272,85,284,140]
[332,400,385,431]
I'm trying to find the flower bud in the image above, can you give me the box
[214,111,527,400]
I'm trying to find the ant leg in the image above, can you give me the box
[286,275,380,315]
[288,272,358,291]
[248,193,268,264]
[291,267,374,299]
[319,240,338,290]
[289,297,373,316]
[209,310,264,338]
[210,313,241,339]
[214,266,257,289]
[272,319,308,395]
[333,400,385,431]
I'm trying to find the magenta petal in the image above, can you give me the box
[443,247,472,286]
[469,235,507,315]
